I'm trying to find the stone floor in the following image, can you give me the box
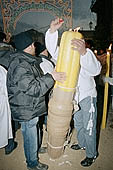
[0,102,113,170]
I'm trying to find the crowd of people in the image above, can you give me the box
[0,18,111,170]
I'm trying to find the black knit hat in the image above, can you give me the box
[34,42,46,56]
[14,31,33,50]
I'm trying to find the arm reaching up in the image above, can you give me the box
[49,18,64,33]
[45,18,64,61]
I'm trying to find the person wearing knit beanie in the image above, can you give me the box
[7,30,66,170]
[34,42,46,56]
[14,31,33,50]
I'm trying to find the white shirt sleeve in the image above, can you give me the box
[40,58,54,74]
[80,48,102,76]
[45,30,101,77]
[0,65,7,96]
[45,29,59,62]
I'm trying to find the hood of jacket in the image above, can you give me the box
[0,43,15,69]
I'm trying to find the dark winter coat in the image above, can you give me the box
[0,42,15,69]
[7,51,54,122]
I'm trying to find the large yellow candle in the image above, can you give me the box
[102,44,112,129]
[47,30,83,159]
[54,31,83,92]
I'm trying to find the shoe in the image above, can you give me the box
[81,157,95,167]
[71,144,85,150]
[27,162,48,170]
[94,152,99,159]
[38,147,47,154]
[5,141,18,155]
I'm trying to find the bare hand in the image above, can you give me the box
[51,69,66,83]
[71,39,86,56]
[50,18,64,33]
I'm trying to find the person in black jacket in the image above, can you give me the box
[0,31,15,69]
[7,31,66,170]
[34,41,55,154]
[0,31,18,155]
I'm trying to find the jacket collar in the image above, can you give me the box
[15,50,42,65]
[0,42,14,51]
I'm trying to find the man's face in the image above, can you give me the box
[24,43,35,55]
[31,43,35,55]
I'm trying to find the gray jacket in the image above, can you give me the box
[0,42,14,69]
[7,51,54,121]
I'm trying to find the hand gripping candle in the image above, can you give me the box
[47,30,83,159]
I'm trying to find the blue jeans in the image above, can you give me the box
[74,96,97,158]
[20,117,39,168]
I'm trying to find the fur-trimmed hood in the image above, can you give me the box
[0,42,14,51]
[0,43,15,69]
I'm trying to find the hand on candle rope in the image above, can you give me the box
[71,39,86,56]
[50,68,66,83]
[50,18,64,33]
